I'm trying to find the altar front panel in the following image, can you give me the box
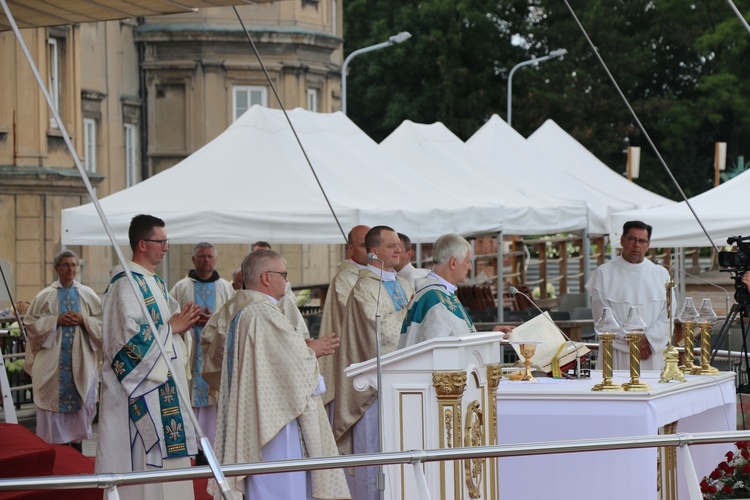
[496,371,736,500]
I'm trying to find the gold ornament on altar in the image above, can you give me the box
[697,298,721,376]
[509,341,542,382]
[660,265,685,383]
[621,306,652,391]
[591,306,623,391]
[678,297,701,375]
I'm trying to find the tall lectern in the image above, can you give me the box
[344,331,505,500]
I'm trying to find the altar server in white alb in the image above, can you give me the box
[332,225,414,500]
[24,250,102,452]
[398,234,477,348]
[170,242,233,457]
[585,220,674,371]
[210,250,350,500]
[95,214,202,500]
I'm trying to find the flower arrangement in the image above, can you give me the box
[701,441,750,499]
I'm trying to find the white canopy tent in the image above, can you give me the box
[467,115,674,235]
[610,169,750,248]
[380,120,589,235]
[62,106,506,245]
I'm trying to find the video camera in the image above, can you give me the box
[718,235,750,304]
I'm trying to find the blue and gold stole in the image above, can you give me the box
[191,282,215,407]
[383,280,409,311]
[58,286,82,412]
[401,284,475,334]
[108,271,189,459]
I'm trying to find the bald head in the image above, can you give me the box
[346,225,370,265]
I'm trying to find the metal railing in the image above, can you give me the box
[1,430,749,499]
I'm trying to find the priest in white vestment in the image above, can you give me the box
[586,220,674,371]
[332,226,414,500]
[24,250,102,451]
[318,225,370,409]
[95,214,202,500]
[170,242,233,456]
[210,249,349,500]
[395,232,430,287]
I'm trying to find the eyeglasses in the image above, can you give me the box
[143,239,169,249]
[264,270,288,280]
[625,236,649,246]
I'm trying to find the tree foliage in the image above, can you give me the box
[343,0,750,199]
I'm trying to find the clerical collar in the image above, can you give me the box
[367,264,397,281]
[350,259,368,270]
[188,269,220,283]
[427,272,457,294]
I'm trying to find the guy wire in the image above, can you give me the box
[726,0,750,36]
[232,6,348,244]
[561,0,718,252]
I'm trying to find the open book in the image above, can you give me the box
[508,312,591,373]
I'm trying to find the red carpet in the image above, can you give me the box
[0,423,98,499]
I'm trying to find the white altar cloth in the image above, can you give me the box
[497,371,736,500]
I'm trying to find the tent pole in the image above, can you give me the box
[497,230,504,322]
[582,227,591,307]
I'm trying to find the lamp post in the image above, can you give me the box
[341,31,412,115]
[507,48,567,127]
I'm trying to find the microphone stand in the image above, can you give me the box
[369,255,386,500]
[510,286,582,379]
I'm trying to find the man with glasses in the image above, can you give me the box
[210,249,350,499]
[96,214,202,500]
[24,250,102,452]
[332,225,414,500]
[586,220,673,371]
[170,242,233,464]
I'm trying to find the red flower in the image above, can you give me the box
[723,484,734,495]
[710,468,723,480]
[700,479,711,493]
[727,451,735,461]
[719,462,733,473]
[743,464,750,474]
[708,485,717,494]
[743,449,750,460]
[738,441,749,450]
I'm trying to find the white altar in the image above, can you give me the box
[345,331,506,500]
[497,370,736,500]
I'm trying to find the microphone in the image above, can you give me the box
[367,252,382,262]
[368,251,387,495]
[509,286,583,379]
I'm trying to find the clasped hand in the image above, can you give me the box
[168,302,202,334]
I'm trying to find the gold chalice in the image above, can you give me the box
[510,341,543,382]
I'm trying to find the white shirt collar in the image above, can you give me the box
[367,264,397,281]
[427,271,457,294]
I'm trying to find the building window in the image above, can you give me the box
[307,88,319,112]
[125,124,138,187]
[83,118,97,172]
[48,37,60,128]
[233,85,267,121]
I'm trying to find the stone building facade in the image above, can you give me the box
[0,2,345,305]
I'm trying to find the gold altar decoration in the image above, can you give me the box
[463,401,484,499]
[697,299,720,376]
[592,307,623,391]
[660,266,686,383]
[678,297,700,375]
[622,306,652,391]
[433,371,466,499]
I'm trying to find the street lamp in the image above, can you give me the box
[341,31,412,115]
[506,48,567,127]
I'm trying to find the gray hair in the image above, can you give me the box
[432,234,470,264]
[242,249,284,287]
[54,250,78,267]
[193,242,217,256]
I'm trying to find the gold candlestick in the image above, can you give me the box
[698,322,720,376]
[591,332,622,391]
[681,320,700,375]
[697,298,720,376]
[622,333,652,391]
